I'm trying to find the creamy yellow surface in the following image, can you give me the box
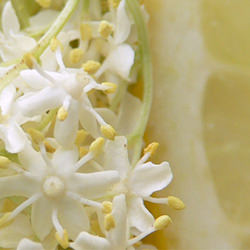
[145,0,250,249]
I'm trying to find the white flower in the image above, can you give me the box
[70,194,158,250]
[95,0,135,80]
[17,52,115,141]
[103,136,173,232]
[0,2,36,61]
[0,140,119,246]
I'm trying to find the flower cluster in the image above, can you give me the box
[0,0,184,249]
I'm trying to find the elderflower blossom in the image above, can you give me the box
[0,0,185,249]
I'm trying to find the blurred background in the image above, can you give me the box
[144,0,250,249]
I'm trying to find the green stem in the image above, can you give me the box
[0,0,80,92]
[126,0,153,164]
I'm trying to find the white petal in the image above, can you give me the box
[0,123,26,153]
[0,214,33,248]
[98,44,135,80]
[79,94,99,138]
[11,33,36,53]
[58,197,89,240]
[52,147,78,175]
[31,197,53,241]
[104,136,130,178]
[114,0,131,44]
[54,99,79,148]
[96,108,118,128]
[127,196,154,232]
[130,162,173,197]
[0,84,16,115]
[0,175,38,199]
[17,87,65,116]
[2,2,20,36]
[18,143,47,174]
[17,239,44,250]
[29,10,59,32]
[69,171,120,199]
[109,194,128,248]
[70,232,110,250]
[20,69,51,90]
[117,93,142,135]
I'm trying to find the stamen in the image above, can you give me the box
[69,48,84,64]
[153,215,172,231]
[35,0,51,8]
[80,23,92,41]
[127,228,155,246]
[67,191,102,209]
[40,143,53,168]
[74,152,93,171]
[82,60,101,75]
[143,196,168,205]
[102,201,112,214]
[167,196,185,210]
[27,128,44,144]
[98,21,113,39]
[143,142,159,157]
[9,194,41,221]
[104,213,115,231]
[50,37,63,52]
[89,137,105,155]
[75,129,88,146]
[52,208,69,249]
[55,49,66,71]
[44,141,56,153]
[0,156,11,169]
[57,106,68,121]
[23,53,35,69]
[100,125,116,140]
[101,82,117,94]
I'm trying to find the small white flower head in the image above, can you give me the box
[0,138,120,246]
[0,2,36,61]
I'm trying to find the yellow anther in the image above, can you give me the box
[0,156,11,169]
[23,53,34,69]
[154,215,172,231]
[57,107,68,121]
[89,137,105,154]
[50,37,63,52]
[0,213,12,229]
[101,82,117,94]
[108,0,120,8]
[82,60,101,75]
[27,128,44,144]
[55,230,69,249]
[75,129,88,146]
[79,146,88,158]
[168,196,185,210]
[44,141,56,153]
[104,213,115,231]
[2,199,16,212]
[134,240,142,247]
[143,142,159,156]
[98,21,113,39]
[36,0,51,8]
[80,23,92,41]
[101,125,116,140]
[69,48,84,64]
[102,201,112,214]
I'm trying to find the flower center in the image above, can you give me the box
[43,176,65,198]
